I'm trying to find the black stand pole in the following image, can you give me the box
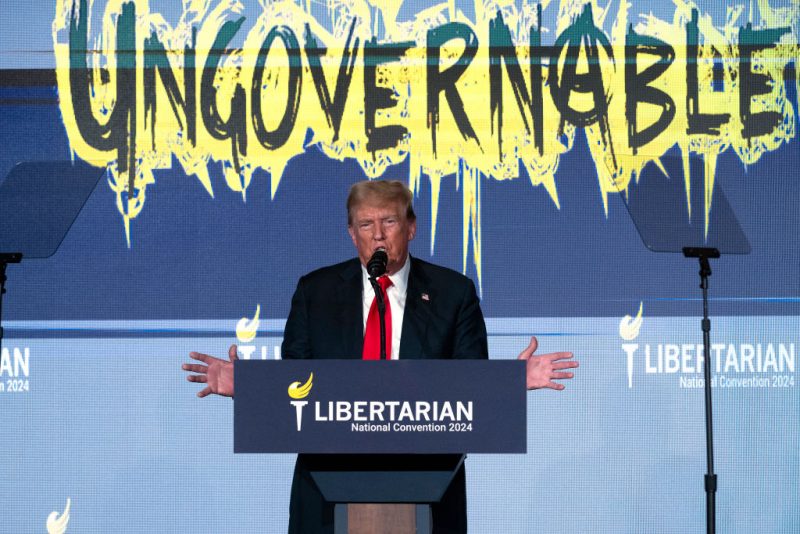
[368,276,387,360]
[0,253,23,359]
[683,246,719,534]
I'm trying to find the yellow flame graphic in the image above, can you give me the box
[288,373,314,399]
[46,498,70,534]
[619,302,644,341]
[236,304,260,343]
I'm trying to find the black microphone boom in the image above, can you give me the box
[367,248,388,278]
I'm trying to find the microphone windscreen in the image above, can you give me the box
[367,248,388,277]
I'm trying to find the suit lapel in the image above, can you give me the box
[335,259,364,359]
[400,258,433,359]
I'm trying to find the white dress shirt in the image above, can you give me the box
[360,255,410,360]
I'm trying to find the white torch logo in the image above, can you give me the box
[287,373,314,431]
[619,302,644,388]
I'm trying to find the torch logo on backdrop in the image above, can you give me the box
[236,304,260,343]
[619,302,644,388]
[46,498,70,534]
[288,373,314,431]
[619,303,796,389]
[234,304,281,360]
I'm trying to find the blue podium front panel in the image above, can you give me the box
[234,360,526,454]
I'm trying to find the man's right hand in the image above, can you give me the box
[182,344,239,397]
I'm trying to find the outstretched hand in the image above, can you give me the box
[517,336,578,391]
[182,344,239,397]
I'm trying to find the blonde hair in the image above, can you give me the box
[346,180,416,225]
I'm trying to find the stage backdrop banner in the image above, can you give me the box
[1,1,798,532]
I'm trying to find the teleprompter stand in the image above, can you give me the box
[606,153,751,534]
[0,253,22,359]
[0,161,104,356]
[682,246,720,533]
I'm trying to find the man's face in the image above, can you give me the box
[348,200,416,275]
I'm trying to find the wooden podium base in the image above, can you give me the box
[348,504,415,533]
[335,503,431,534]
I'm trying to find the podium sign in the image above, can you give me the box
[234,360,526,454]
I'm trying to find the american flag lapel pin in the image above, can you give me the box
[421,293,430,301]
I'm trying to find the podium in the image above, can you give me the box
[234,359,526,533]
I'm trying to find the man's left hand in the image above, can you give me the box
[517,336,578,390]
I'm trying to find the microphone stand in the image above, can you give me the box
[368,276,387,360]
[683,246,719,534]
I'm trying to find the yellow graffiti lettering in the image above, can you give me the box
[52,0,799,284]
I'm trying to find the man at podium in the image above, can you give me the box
[183,180,578,533]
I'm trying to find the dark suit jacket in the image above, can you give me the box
[282,256,488,533]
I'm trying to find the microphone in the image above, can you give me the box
[367,248,388,278]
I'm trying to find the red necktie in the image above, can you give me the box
[362,276,393,360]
